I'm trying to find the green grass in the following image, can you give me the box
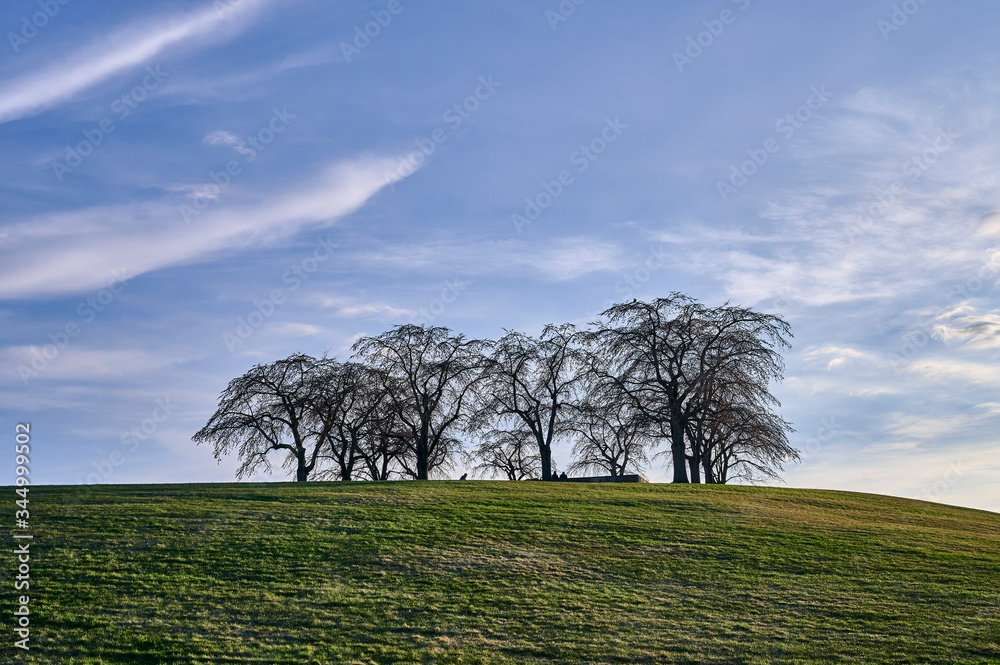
[5,481,1000,664]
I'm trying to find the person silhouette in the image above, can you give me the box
[559,472,567,480]
[459,473,467,480]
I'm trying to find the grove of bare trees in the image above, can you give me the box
[193,294,799,484]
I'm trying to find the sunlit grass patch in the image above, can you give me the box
[13,481,1000,664]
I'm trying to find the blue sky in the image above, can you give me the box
[2,0,998,511]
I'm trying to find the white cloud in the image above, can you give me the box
[661,78,1000,311]
[881,411,987,443]
[786,441,1000,512]
[529,237,625,281]
[975,402,1000,418]
[270,322,322,337]
[356,236,624,281]
[204,130,256,158]
[0,0,269,125]
[903,358,1000,385]
[803,345,873,371]
[164,183,225,201]
[932,308,1000,350]
[1,346,174,383]
[976,212,1000,238]
[0,156,406,299]
[847,387,900,397]
[336,304,414,319]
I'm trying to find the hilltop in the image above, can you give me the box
[13,482,1000,663]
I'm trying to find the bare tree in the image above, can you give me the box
[352,324,487,480]
[584,295,702,483]
[684,308,793,483]
[702,402,797,484]
[470,324,585,481]
[567,396,652,478]
[307,359,387,481]
[585,295,792,483]
[192,354,325,482]
[680,372,791,484]
[354,386,409,481]
[466,428,541,480]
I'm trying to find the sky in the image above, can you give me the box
[1,0,998,512]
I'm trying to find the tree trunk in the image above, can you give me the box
[688,454,701,484]
[345,434,358,482]
[702,453,715,484]
[416,421,429,480]
[296,453,308,482]
[540,443,552,481]
[416,447,428,479]
[537,426,552,480]
[670,414,689,483]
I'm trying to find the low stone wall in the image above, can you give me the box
[562,474,648,483]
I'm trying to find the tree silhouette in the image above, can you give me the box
[307,359,387,481]
[470,324,585,481]
[465,428,541,480]
[353,324,487,480]
[584,295,792,483]
[193,296,796,485]
[193,353,325,482]
[567,394,652,478]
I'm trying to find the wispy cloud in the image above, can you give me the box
[0,0,269,125]
[903,358,1000,386]
[881,410,990,444]
[0,156,405,299]
[270,322,322,337]
[786,439,999,511]
[0,346,173,382]
[335,303,415,319]
[658,77,1000,311]
[932,308,1000,350]
[803,345,873,371]
[155,44,339,103]
[204,130,256,158]
[355,236,625,281]
[164,183,226,201]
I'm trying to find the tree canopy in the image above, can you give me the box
[193,295,797,484]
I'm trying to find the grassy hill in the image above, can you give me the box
[7,481,1000,664]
